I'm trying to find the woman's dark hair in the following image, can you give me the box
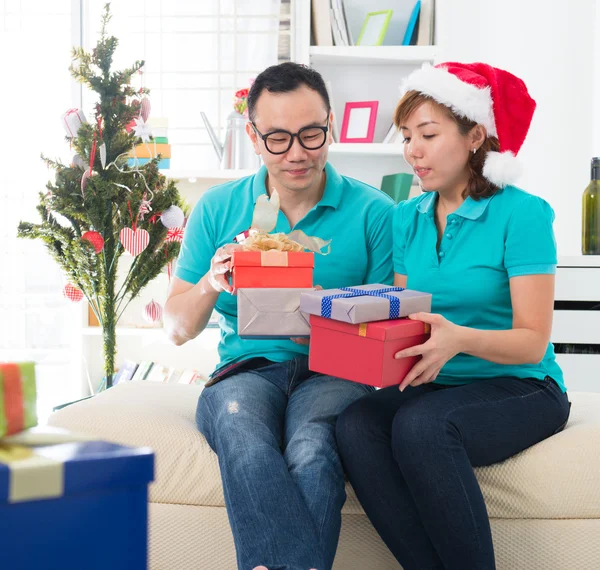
[394,91,501,199]
[248,62,331,121]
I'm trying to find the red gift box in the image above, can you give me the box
[308,315,430,388]
[231,250,314,290]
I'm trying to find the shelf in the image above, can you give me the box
[309,45,436,66]
[558,255,600,268]
[165,169,257,182]
[82,323,220,337]
[329,143,404,156]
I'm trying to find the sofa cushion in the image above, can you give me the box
[48,383,600,519]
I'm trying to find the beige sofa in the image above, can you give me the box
[49,383,600,570]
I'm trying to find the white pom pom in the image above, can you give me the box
[482,151,522,188]
[160,205,185,229]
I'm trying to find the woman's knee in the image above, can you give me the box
[392,399,455,454]
[336,395,390,452]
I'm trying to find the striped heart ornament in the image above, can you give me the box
[120,227,150,256]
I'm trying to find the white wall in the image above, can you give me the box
[436,0,596,255]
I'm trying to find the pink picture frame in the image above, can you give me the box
[340,101,379,143]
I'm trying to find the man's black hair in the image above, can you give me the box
[247,62,331,122]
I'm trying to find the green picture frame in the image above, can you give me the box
[356,10,394,46]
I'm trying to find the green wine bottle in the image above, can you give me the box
[582,157,600,254]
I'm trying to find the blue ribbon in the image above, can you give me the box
[320,286,406,319]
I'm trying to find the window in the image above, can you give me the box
[83,0,289,170]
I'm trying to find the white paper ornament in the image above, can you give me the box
[62,108,87,138]
[133,117,152,142]
[160,205,185,229]
[143,299,162,323]
[72,154,86,170]
[99,142,107,169]
[81,169,92,196]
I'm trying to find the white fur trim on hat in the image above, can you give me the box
[402,64,498,137]
[482,151,522,188]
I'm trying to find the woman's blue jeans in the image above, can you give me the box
[335,375,570,570]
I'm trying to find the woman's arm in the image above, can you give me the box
[458,273,554,365]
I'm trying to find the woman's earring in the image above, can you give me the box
[472,148,477,154]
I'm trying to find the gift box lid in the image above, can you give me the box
[310,314,429,341]
[0,427,154,504]
[300,284,432,324]
[232,250,314,268]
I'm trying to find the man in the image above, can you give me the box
[164,62,394,570]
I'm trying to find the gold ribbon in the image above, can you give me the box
[0,427,95,503]
[260,250,289,267]
[358,323,368,337]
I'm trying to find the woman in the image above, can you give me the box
[335,62,570,570]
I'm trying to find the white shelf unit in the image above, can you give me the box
[552,256,600,392]
[309,45,437,65]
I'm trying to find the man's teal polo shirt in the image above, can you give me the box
[393,186,565,392]
[176,162,394,371]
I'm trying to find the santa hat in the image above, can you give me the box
[401,62,536,188]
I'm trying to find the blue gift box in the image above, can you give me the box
[0,429,154,570]
[127,157,171,169]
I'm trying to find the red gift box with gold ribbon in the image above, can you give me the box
[308,316,430,388]
[231,250,314,290]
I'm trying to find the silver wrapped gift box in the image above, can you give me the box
[237,288,313,338]
[299,284,432,324]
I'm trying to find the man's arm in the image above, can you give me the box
[164,243,243,346]
[164,276,219,346]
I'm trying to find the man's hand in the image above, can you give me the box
[207,243,244,294]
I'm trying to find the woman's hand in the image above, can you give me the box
[394,312,463,391]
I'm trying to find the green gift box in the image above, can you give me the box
[0,362,37,438]
[381,173,413,203]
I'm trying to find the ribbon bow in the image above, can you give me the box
[320,286,406,319]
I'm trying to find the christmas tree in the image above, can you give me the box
[17,4,185,389]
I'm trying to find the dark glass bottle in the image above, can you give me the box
[582,157,600,254]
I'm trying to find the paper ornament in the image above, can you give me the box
[62,108,87,138]
[138,197,152,221]
[63,283,83,303]
[81,231,104,253]
[132,117,152,142]
[99,142,107,169]
[140,97,151,122]
[165,227,184,243]
[143,299,162,323]
[120,227,150,256]
[81,169,92,195]
[160,205,185,229]
[72,154,86,170]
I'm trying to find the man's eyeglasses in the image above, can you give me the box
[251,119,329,155]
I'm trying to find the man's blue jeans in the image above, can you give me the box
[196,356,373,570]
[336,375,571,570]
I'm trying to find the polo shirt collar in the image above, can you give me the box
[252,161,342,210]
[416,191,493,220]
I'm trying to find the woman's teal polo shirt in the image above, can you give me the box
[393,185,565,392]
